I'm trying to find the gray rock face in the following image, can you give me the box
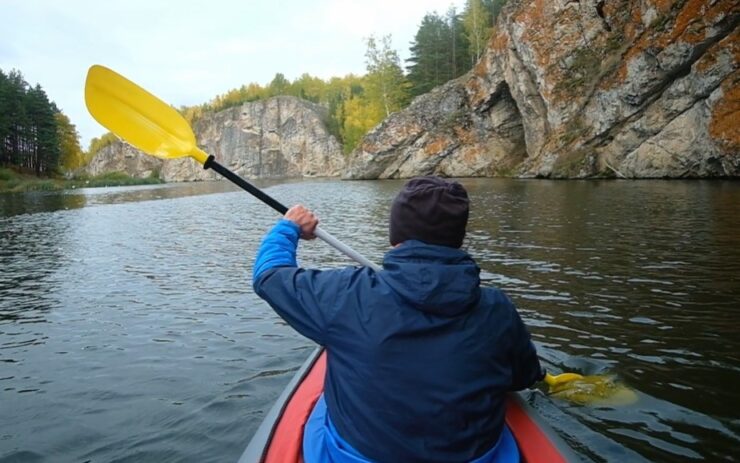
[84,142,163,178]
[346,0,739,179]
[86,96,345,181]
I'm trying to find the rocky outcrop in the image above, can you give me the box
[85,142,163,178]
[86,96,345,181]
[345,0,739,179]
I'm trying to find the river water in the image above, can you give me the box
[1,179,738,463]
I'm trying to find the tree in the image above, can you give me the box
[407,13,449,97]
[2,70,30,167]
[25,84,60,174]
[407,10,470,97]
[364,35,408,117]
[463,0,493,64]
[292,73,324,103]
[341,91,380,154]
[268,73,290,97]
[448,7,471,77]
[55,112,84,171]
[483,0,508,23]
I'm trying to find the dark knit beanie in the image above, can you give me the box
[389,176,469,248]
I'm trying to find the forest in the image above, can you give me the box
[0,69,84,176]
[2,0,506,180]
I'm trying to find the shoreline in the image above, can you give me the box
[0,168,163,194]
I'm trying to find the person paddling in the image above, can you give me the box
[253,176,544,463]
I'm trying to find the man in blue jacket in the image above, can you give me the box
[253,176,544,463]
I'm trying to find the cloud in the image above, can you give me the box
[1,0,465,147]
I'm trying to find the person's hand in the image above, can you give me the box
[284,204,319,240]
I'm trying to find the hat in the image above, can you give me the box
[389,176,469,248]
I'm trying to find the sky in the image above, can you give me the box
[1,0,466,148]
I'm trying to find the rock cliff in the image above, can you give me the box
[345,0,739,179]
[85,96,345,181]
[85,142,163,178]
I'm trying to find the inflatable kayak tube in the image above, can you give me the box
[239,348,579,463]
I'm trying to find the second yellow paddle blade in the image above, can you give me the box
[84,65,207,164]
[548,374,639,406]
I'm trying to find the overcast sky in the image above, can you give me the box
[1,0,465,147]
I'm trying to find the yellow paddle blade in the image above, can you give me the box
[84,65,208,165]
[546,373,639,406]
[545,372,584,387]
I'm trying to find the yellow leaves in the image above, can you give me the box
[341,94,384,154]
[54,112,84,171]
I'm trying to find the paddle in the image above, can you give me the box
[84,64,379,272]
[84,65,636,405]
[545,372,638,406]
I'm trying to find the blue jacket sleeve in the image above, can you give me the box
[509,307,545,391]
[253,219,301,282]
[252,219,346,345]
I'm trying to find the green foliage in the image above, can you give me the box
[74,171,162,188]
[483,0,508,23]
[55,112,84,171]
[463,0,493,63]
[407,10,470,97]
[0,167,14,181]
[0,166,162,193]
[364,35,409,117]
[0,69,62,175]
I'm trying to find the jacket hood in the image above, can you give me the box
[380,240,481,317]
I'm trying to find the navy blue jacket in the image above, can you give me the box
[253,220,543,463]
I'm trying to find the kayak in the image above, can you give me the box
[239,348,579,463]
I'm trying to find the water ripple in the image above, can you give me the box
[1,179,739,462]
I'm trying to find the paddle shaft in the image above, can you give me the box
[203,156,381,271]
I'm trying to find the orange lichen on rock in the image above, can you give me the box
[453,126,476,145]
[709,76,740,153]
[696,27,738,73]
[614,0,734,84]
[490,30,509,54]
[466,78,490,108]
[423,137,453,157]
[652,0,675,14]
[460,145,485,164]
[623,3,644,41]
[511,0,551,70]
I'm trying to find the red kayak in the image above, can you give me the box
[240,348,578,463]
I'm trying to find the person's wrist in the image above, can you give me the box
[279,218,301,233]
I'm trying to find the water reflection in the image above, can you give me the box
[0,191,87,217]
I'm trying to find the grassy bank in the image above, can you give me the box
[0,168,164,193]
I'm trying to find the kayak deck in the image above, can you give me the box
[240,348,578,463]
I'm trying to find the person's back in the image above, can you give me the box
[253,177,543,463]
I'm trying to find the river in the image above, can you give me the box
[1,179,738,462]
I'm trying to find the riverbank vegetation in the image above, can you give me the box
[3,0,507,181]
[0,167,162,193]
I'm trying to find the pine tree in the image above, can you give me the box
[26,84,60,175]
[483,0,507,23]
[448,7,471,78]
[407,13,449,97]
[407,11,471,97]
[0,70,11,165]
[4,70,30,167]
